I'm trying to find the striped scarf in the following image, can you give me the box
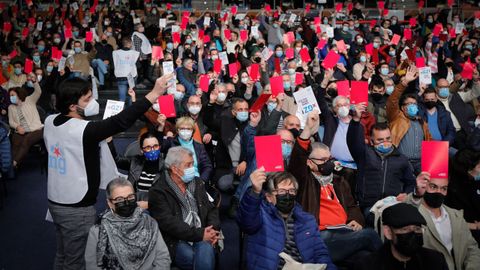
[165,171,201,229]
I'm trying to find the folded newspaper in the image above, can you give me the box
[280,252,327,270]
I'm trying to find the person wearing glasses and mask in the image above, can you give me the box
[85,178,171,269]
[237,169,336,270]
[355,203,449,270]
[149,146,220,270]
[288,112,382,265]
[402,172,480,270]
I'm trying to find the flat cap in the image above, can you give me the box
[382,203,426,228]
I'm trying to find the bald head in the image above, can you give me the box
[436,79,449,88]
[284,115,301,131]
[277,129,294,142]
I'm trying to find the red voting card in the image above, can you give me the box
[231,6,237,15]
[409,18,417,27]
[26,0,32,6]
[228,63,238,78]
[421,141,449,178]
[198,29,205,41]
[240,30,248,42]
[350,81,368,104]
[335,3,343,12]
[476,11,480,19]
[306,4,311,13]
[365,43,374,55]
[378,1,385,9]
[203,34,211,43]
[418,1,424,8]
[449,28,456,38]
[285,48,294,59]
[199,75,210,92]
[383,9,389,16]
[433,24,442,37]
[249,63,260,81]
[182,11,190,18]
[28,17,35,25]
[295,73,303,85]
[85,31,93,42]
[158,95,176,118]
[406,49,416,62]
[314,17,321,26]
[213,59,222,74]
[166,3,172,10]
[447,0,453,6]
[172,32,181,43]
[416,57,426,68]
[286,32,295,44]
[322,51,340,69]
[3,22,12,32]
[224,29,232,40]
[391,34,401,45]
[336,40,346,53]
[337,80,350,97]
[404,29,412,40]
[64,28,73,39]
[317,39,327,50]
[270,76,284,97]
[24,59,33,74]
[300,48,311,63]
[64,19,72,29]
[274,58,281,73]
[51,47,59,60]
[22,27,29,38]
[265,4,271,12]
[152,46,163,60]
[460,60,475,80]
[9,50,17,59]
[181,17,188,30]
[222,13,228,22]
[273,11,279,18]
[347,3,353,11]
[369,20,377,28]
[249,93,271,112]
[255,135,284,172]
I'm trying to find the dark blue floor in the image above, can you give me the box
[0,138,241,270]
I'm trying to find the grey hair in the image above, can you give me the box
[215,83,226,91]
[164,146,193,169]
[309,142,330,158]
[332,95,350,108]
[106,177,133,199]
[266,172,299,193]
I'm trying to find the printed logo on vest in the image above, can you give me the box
[49,144,66,175]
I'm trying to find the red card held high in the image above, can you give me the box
[265,4,271,12]
[24,59,33,74]
[317,39,327,50]
[255,135,284,172]
[335,3,343,12]
[22,27,29,38]
[199,75,210,92]
[228,63,238,78]
[213,59,222,74]
[86,31,93,42]
[404,29,412,40]
[336,80,350,97]
[416,57,426,68]
[285,48,294,59]
[336,40,346,53]
[299,48,311,63]
[152,46,163,60]
[224,29,232,40]
[158,95,176,118]
[378,1,385,9]
[3,22,12,32]
[270,76,284,97]
[391,34,401,45]
[240,30,248,42]
[65,28,73,39]
[409,17,417,27]
[295,73,303,85]
[249,63,260,81]
[322,50,340,69]
[172,32,181,43]
[433,24,442,37]
[249,93,271,112]
[421,141,449,178]
[350,81,368,104]
[365,43,374,55]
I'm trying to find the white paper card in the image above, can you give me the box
[133,18,141,24]
[114,0,120,5]
[293,86,321,128]
[58,57,66,71]
[204,16,211,26]
[103,100,125,119]
[279,14,287,22]
[326,26,334,38]
[71,2,79,11]
[235,14,246,20]
[162,61,174,74]
[219,51,229,65]
[289,14,297,23]
[159,18,166,28]
[36,21,43,31]
[455,23,464,34]
[127,74,135,89]
[261,47,273,61]
[171,25,180,33]
[251,25,259,37]
[419,67,432,85]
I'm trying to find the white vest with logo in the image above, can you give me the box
[44,115,120,204]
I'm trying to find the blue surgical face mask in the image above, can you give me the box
[342,26,349,32]
[375,143,392,154]
[10,95,17,104]
[2,60,7,67]
[73,31,79,37]
[181,166,196,183]
[386,86,394,95]
[373,42,380,49]
[474,174,480,181]
[186,38,192,44]
[174,91,185,101]
[38,45,45,52]
[360,55,367,63]
[275,51,283,57]
[284,82,291,90]
[14,68,22,75]
[465,45,473,51]
[282,143,293,158]
[46,65,54,73]
[167,43,174,50]
[438,87,450,98]
[236,111,249,122]
[144,149,160,161]
[381,68,389,76]
[33,55,41,62]
[267,102,277,112]
[406,104,418,117]
[27,81,34,88]
[389,50,396,56]
[74,47,82,54]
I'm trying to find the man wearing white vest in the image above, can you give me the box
[132,23,153,88]
[44,73,173,270]
[113,37,140,104]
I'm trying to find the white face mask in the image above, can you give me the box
[188,105,201,115]
[475,118,480,128]
[241,77,249,84]
[337,106,350,118]
[217,92,227,102]
[37,75,43,82]
[80,99,99,117]
[178,129,193,141]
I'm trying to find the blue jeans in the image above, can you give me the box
[117,79,131,105]
[91,59,108,85]
[175,241,215,270]
[320,228,382,263]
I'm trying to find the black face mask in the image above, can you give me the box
[327,88,337,98]
[288,128,300,139]
[254,57,262,63]
[393,232,424,257]
[114,198,137,217]
[101,40,108,44]
[371,92,383,102]
[445,62,454,68]
[424,101,436,109]
[423,191,444,208]
[275,194,296,214]
[316,160,335,176]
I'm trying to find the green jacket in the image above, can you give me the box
[406,193,480,270]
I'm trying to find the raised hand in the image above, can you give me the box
[415,171,430,197]
[250,167,267,193]
[249,111,261,127]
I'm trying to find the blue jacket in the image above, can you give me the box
[237,189,337,270]
[418,104,456,145]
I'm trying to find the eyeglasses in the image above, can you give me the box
[109,193,136,204]
[403,102,417,106]
[281,139,295,146]
[393,225,424,234]
[309,157,331,165]
[428,183,448,193]
[142,144,160,152]
[274,189,297,195]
